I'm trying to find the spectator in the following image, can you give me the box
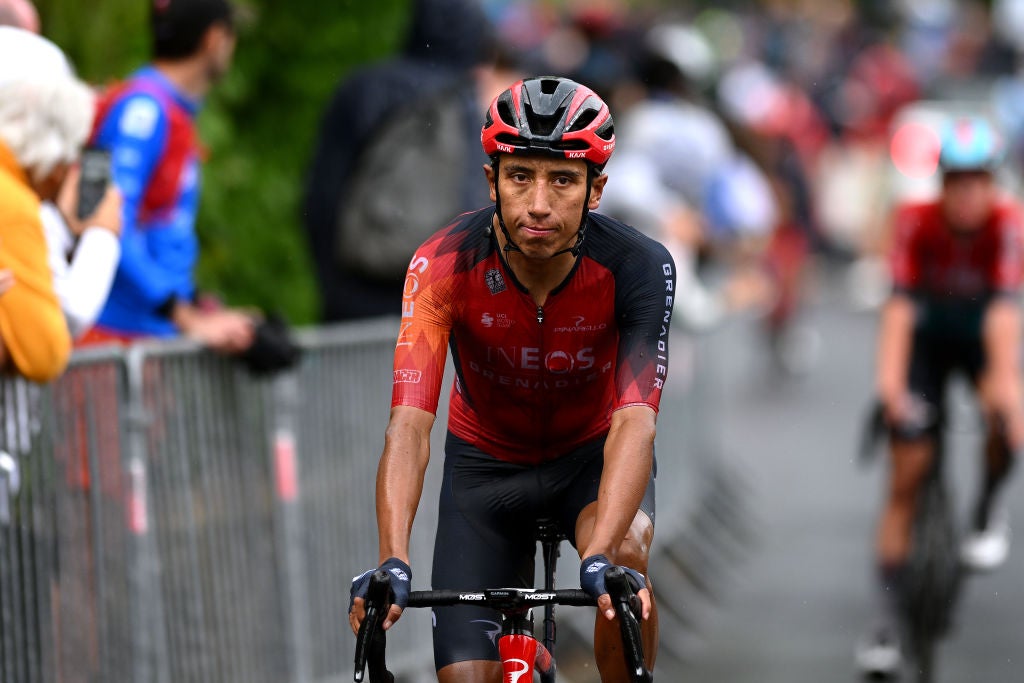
[302,0,510,322]
[0,26,94,382]
[43,174,123,339]
[0,0,125,340]
[0,0,36,33]
[82,0,254,353]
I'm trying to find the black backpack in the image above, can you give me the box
[335,83,475,280]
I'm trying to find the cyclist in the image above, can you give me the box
[856,115,1024,675]
[349,76,673,682]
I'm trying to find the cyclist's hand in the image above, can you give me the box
[580,554,651,622]
[348,557,411,634]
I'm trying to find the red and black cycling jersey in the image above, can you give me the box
[391,207,676,465]
[890,199,1024,300]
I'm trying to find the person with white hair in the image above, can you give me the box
[0,26,102,380]
[0,4,124,341]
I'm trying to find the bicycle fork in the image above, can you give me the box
[498,612,555,683]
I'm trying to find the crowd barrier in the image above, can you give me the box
[0,318,752,683]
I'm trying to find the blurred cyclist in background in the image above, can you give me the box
[857,115,1024,676]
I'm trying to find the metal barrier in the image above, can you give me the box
[0,317,750,683]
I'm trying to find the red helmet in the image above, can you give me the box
[481,76,615,168]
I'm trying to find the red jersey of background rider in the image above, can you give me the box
[392,208,676,465]
[890,199,1024,300]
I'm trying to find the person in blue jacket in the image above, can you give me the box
[84,0,253,352]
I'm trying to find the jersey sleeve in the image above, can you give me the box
[993,203,1024,295]
[95,93,189,308]
[889,204,921,294]
[390,246,458,415]
[612,239,676,413]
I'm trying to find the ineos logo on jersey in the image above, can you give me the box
[398,256,430,347]
[483,345,595,373]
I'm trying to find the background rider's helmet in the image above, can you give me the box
[481,76,615,170]
[938,115,1005,173]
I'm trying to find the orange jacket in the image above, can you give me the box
[0,141,71,381]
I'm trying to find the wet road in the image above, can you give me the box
[675,275,1024,683]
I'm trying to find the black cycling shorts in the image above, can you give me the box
[899,328,985,440]
[429,431,656,670]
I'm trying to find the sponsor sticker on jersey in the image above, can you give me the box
[119,97,160,139]
[485,268,506,294]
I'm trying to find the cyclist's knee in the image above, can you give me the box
[886,440,933,503]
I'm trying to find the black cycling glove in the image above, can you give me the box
[580,554,645,600]
[349,557,412,611]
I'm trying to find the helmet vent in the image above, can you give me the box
[496,98,517,127]
[539,78,560,95]
[567,108,598,133]
[595,118,614,141]
[524,101,563,137]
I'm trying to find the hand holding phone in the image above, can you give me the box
[76,147,111,220]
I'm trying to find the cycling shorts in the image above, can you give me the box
[898,321,986,440]
[429,430,656,670]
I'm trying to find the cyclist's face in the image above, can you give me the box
[487,155,606,260]
[941,170,997,232]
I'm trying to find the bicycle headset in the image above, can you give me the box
[480,76,616,258]
[938,115,1005,174]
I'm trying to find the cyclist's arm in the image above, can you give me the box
[376,404,435,568]
[582,405,655,565]
[878,205,919,415]
[876,293,915,415]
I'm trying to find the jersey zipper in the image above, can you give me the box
[536,305,544,325]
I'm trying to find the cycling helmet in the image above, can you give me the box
[481,76,615,169]
[938,115,1005,173]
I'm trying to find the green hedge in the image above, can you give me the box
[35,0,410,324]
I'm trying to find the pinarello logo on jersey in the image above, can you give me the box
[553,314,608,334]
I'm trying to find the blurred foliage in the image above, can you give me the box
[34,0,411,324]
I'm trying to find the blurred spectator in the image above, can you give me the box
[302,0,517,322]
[0,0,125,340]
[81,0,255,354]
[0,0,37,33]
[0,26,94,382]
[600,27,775,333]
[43,175,123,339]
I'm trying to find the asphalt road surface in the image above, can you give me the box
[676,275,1024,683]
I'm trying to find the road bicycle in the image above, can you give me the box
[353,523,653,683]
[860,402,965,683]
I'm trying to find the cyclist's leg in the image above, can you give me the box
[875,336,945,620]
[555,446,657,682]
[971,338,1020,532]
[432,433,539,683]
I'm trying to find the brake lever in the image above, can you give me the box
[354,570,395,683]
[605,566,653,683]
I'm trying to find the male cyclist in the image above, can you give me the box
[857,115,1024,675]
[349,76,673,682]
